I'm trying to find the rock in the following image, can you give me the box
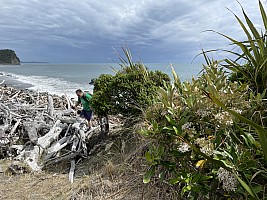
[0,165,3,173]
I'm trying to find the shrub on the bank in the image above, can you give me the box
[141,59,267,199]
[91,50,170,117]
[91,2,267,199]
[140,2,267,198]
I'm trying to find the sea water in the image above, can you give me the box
[0,63,202,98]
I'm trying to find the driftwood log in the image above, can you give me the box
[0,85,113,182]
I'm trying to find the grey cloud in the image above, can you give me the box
[0,0,265,62]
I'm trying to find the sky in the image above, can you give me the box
[0,0,266,63]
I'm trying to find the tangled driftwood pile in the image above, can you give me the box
[0,84,113,183]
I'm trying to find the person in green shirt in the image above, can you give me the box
[72,89,93,129]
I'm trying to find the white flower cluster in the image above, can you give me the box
[215,111,233,126]
[232,108,242,114]
[217,167,238,192]
[196,109,210,118]
[182,122,196,138]
[195,138,214,156]
[182,122,194,130]
[177,142,191,153]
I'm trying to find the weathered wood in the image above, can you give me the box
[0,125,9,137]
[36,91,40,105]
[0,138,9,145]
[24,122,38,143]
[69,159,76,183]
[78,130,87,155]
[47,95,54,118]
[71,135,79,152]
[27,92,35,103]
[10,91,20,99]
[9,119,21,136]
[0,85,117,183]
[45,136,70,160]
[38,120,62,149]
[60,117,77,124]
[17,120,63,171]
[0,103,10,121]
[68,134,79,183]
[23,146,42,171]
[64,93,72,111]
[10,111,22,118]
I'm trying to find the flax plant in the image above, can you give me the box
[213,0,267,96]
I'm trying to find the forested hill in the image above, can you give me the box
[0,49,20,65]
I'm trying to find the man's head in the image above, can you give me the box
[76,89,83,97]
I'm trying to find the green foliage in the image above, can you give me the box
[216,0,267,96]
[0,49,20,64]
[91,48,170,116]
[205,91,267,162]
[141,60,267,199]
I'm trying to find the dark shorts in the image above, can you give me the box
[80,110,93,120]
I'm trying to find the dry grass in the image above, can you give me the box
[0,124,178,200]
[0,170,77,200]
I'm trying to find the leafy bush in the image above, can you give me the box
[141,60,267,199]
[91,49,170,117]
[139,2,267,198]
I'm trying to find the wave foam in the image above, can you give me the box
[10,73,93,99]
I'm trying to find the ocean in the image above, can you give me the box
[0,63,202,98]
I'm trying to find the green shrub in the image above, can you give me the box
[141,60,267,199]
[91,49,170,117]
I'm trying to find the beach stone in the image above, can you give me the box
[0,165,3,173]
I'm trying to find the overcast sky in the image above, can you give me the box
[0,0,265,63]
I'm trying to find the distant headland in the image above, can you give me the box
[0,49,20,65]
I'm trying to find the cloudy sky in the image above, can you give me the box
[0,0,265,63]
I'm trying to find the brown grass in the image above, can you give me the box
[0,125,178,200]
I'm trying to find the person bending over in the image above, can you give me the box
[72,89,93,129]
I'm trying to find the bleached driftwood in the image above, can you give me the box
[44,136,70,160]
[17,120,63,171]
[37,120,62,149]
[69,135,79,183]
[64,93,73,111]
[0,85,115,183]
[11,91,21,99]
[0,103,11,122]
[9,119,21,136]
[47,95,54,118]
[69,159,76,183]
[24,122,38,143]
[23,146,42,171]
[78,130,87,155]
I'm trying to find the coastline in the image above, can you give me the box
[0,74,33,90]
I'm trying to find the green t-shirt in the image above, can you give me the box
[77,93,92,111]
